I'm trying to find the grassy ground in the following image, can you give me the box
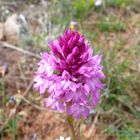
[81,2,140,139]
[0,0,140,140]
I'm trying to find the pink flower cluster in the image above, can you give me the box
[34,29,105,119]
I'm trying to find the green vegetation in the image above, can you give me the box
[101,48,140,139]
[72,0,94,20]
[98,16,127,32]
[105,0,133,7]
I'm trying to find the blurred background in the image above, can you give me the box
[0,0,140,140]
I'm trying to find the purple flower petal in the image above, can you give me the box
[34,29,105,119]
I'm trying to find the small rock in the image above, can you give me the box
[0,22,4,40]
[0,63,8,77]
[3,14,28,45]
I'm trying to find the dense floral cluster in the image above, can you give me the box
[34,29,105,119]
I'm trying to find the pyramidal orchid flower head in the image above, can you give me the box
[34,29,105,119]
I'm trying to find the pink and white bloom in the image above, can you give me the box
[95,0,102,7]
[59,136,71,140]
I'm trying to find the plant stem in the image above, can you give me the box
[67,115,77,140]
[1,77,5,140]
[13,110,16,140]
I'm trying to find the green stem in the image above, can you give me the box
[1,77,5,139]
[67,115,77,140]
[13,112,16,140]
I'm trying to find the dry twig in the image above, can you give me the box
[0,41,40,59]
[87,113,99,138]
